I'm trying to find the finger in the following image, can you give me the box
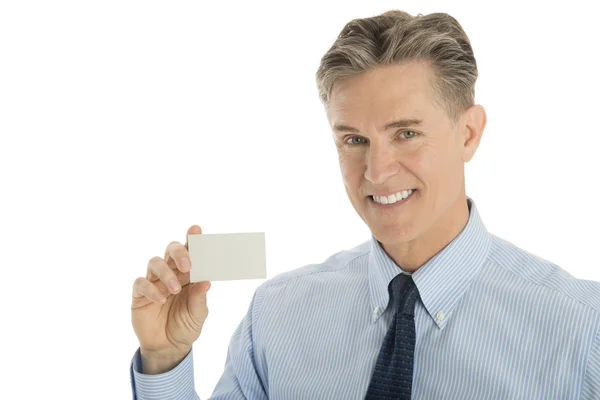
[164,241,191,274]
[185,225,202,250]
[163,225,201,273]
[147,256,183,295]
[132,277,167,305]
[158,255,191,288]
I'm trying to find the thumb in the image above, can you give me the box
[188,281,211,322]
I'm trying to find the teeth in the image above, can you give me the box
[373,189,414,205]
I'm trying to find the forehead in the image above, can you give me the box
[328,61,435,126]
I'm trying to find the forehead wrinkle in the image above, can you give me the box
[331,97,420,134]
[329,72,429,134]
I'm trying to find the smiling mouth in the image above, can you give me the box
[368,189,417,202]
[366,190,418,209]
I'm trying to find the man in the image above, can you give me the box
[130,10,600,399]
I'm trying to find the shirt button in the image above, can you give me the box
[436,312,445,321]
[373,306,379,317]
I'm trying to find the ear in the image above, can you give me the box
[461,104,487,163]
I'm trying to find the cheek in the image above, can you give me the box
[402,147,443,191]
[338,156,359,178]
[418,145,462,190]
[414,144,447,172]
[338,161,364,195]
[396,147,429,176]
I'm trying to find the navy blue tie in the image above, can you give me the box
[365,273,420,400]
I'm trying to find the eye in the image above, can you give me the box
[400,130,418,139]
[343,131,418,146]
[345,136,368,146]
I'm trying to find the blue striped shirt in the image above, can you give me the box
[131,196,600,399]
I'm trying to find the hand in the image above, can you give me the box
[131,225,211,373]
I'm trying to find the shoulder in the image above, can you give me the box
[488,233,600,314]
[254,238,371,298]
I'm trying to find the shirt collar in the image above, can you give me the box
[367,196,491,329]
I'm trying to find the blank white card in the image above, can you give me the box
[187,232,267,282]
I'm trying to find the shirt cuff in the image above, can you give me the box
[130,347,197,400]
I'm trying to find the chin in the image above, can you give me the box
[368,221,418,245]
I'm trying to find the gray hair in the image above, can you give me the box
[316,10,478,128]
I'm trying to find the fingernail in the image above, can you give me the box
[169,279,181,292]
[180,257,190,271]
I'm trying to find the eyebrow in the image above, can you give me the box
[333,118,423,133]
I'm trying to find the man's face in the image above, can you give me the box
[327,61,478,246]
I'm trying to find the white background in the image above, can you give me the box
[1,0,599,398]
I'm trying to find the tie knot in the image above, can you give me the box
[389,274,420,317]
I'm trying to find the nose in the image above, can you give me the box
[364,141,400,185]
